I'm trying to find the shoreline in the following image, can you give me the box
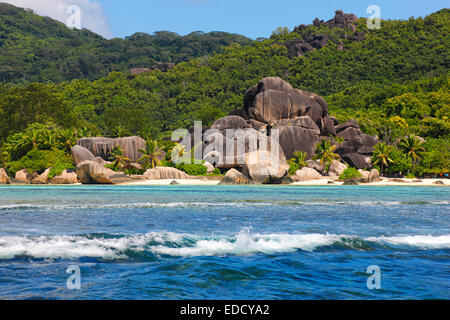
[121,178,449,187]
[2,178,448,187]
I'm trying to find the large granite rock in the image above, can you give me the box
[211,116,250,131]
[76,136,146,163]
[295,167,323,181]
[76,160,133,184]
[242,149,290,184]
[71,145,95,166]
[244,77,325,125]
[0,168,10,184]
[50,170,78,184]
[143,167,188,180]
[342,153,371,170]
[328,161,348,177]
[203,162,215,174]
[218,169,253,185]
[33,168,51,184]
[15,169,34,184]
[274,116,321,159]
[369,169,382,182]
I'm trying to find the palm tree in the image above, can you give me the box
[58,129,76,155]
[170,143,186,164]
[371,143,394,174]
[76,126,91,139]
[109,145,131,171]
[138,140,165,169]
[288,151,308,174]
[398,134,426,165]
[313,139,340,175]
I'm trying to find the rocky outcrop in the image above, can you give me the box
[15,169,34,184]
[342,153,371,170]
[285,11,363,58]
[295,167,323,181]
[152,62,175,72]
[71,145,95,166]
[274,117,321,159]
[181,77,379,182]
[50,170,78,184]
[368,169,381,183]
[33,168,51,184]
[76,160,133,184]
[242,149,290,184]
[0,168,10,184]
[211,116,251,131]
[218,169,253,185]
[76,136,147,163]
[329,161,348,177]
[143,167,188,180]
[358,170,371,183]
[203,162,215,174]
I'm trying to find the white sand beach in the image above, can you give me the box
[121,178,449,186]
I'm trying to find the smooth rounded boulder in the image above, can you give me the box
[71,145,95,166]
[242,149,290,184]
[50,170,79,184]
[144,167,189,180]
[295,167,323,181]
[76,160,133,184]
[218,169,253,185]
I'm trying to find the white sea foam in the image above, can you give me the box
[366,235,450,249]
[0,231,448,260]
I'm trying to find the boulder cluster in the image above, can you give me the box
[282,11,365,58]
[207,77,378,180]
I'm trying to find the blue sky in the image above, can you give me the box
[2,0,448,39]
[97,0,448,39]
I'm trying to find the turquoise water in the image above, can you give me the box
[0,185,449,300]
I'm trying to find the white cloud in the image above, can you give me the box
[1,0,113,38]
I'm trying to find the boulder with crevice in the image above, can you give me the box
[218,169,253,185]
[50,170,78,184]
[76,160,133,184]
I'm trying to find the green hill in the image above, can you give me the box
[0,3,253,84]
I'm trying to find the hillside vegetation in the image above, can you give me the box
[0,6,448,176]
[0,3,252,84]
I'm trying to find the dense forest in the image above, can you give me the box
[0,5,448,177]
[0,3,252,84]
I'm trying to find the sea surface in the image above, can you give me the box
[0,185,448,300]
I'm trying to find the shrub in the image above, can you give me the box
[176,163,207,176]
[7,148,74,175]
[48,162,75,179]
[339,168,363,180]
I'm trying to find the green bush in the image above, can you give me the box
[176,163,208,176]
[7,148,74,175]
[339,168,363,181]
[48,162,75,179]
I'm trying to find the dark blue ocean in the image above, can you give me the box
[0,185,448,300]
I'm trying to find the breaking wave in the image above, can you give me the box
[0,230,448,261]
